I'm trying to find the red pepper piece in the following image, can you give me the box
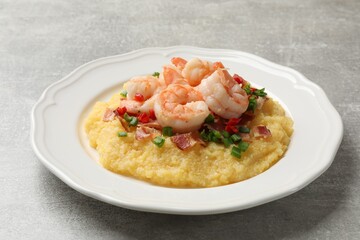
[149,109,156,120]
[225,125,239,133]
[138,112,150,123]
[233,74,245,84]
[227,118,241,125]
[134,93,144,102]
[116,106,127,116]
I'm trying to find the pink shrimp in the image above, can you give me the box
[181,58,225,86]
[119,75,163,114]
[197,69,249,119]
[154,84,210,133]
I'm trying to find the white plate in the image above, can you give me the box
[31,46,343,215]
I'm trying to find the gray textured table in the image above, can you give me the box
[1,0,359,239]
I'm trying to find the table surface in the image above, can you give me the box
[1,0,359,239]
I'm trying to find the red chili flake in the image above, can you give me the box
[134,93,144,102]
[116,106,127,116]
[138,112,150,123]
[233,74,245,84]
[149,109,156,120]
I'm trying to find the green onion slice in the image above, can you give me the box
[162,126,173,136]
[238,126,250,133]
[129,117,138,126]
[247,97,257,112]
[238,141,249,152]
[200,130,209,141]
[231,146,241,158]
[223,138,233,148]
[152,136,165,147]
[120,89,128,97]
[244,84,251,95]
[221,130,230,138]
[230,134,242,142]
[117,131,128,137]
[205,114,215,123]
[253,88,267,97]
[124,113,132,122]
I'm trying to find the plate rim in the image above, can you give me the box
[31,46,343,215]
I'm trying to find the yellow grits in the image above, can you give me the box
[85,93,293,188]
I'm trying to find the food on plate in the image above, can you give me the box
[85,57,293,187]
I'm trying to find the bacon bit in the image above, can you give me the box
[256,97,267,110]
[253,125,272,138]
[103,108,115,121]
[239,113,254,125]
[171,57,187,70]
[171,133,197,150]
[138,112,150,123]
[138,121,162,130]
[149,109,156,120]
[135,126,160,141]
[240,133,252,142]
[191,131,207,147]
[116,106,127,116]
[118,117,131,132]
[134,93,144,102]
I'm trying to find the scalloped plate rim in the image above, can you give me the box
[31,46,343,215]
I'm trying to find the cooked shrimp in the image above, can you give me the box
[124,75,162,101]
[181,58,213,86]
[119,94,158,114]
[197,69,249,119]
[162,65,188,86]
[120,75,163,114]
[154,84,210,133]
[181,58,225,86]
[171,57,187,70]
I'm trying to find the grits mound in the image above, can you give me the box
[85,94,293,188]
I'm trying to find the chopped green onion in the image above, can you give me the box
[129,117,138,126]
[200,129,209,141]
[221,130,230,138]
[209,130,221,142]
[244,84,251,95]
[162,126,173,136]
[152,72,160,77]
[117,131,128,137]
[124,113,132,122]
[205,114,215,123]
[120,89,128,98]
[152,136,165,147]
[231,146,242,158]
[253,88,267,97]
[238,126,250,133]
[238,141,249,152]
[230,134,242,142]
[247,96,257,112]
[223,138,233,148]
[212,130,222,138]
